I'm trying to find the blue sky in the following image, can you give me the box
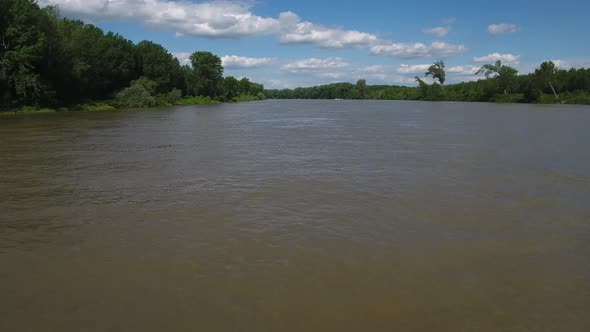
[39,0,590,88]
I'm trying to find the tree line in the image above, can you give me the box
[265,60,590,105]
[0,0,265,111]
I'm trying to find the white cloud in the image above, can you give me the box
[423,27,450,37]
[488,23,518,36]
[447,65,480,75]
[282,57,350,73]
[395,63,478,77]
[221,55,276,68]
[277,12,379,48]
[38,1,379,49]
[442,18,457,25]
[39,0,467,60]
[551,59,590,69]
[370,41,466,58]
[172,52,191,66]
[473,53,520,64]
[39,0,282,38]
[396,64,431,74]
[360,65,392,74]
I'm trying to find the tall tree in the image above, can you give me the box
[222,76,239,100]
[189,51,223,98]
[425,60,446,92]
[135,41,182,93]
[238,77,251,95]
[0,0,46,107]
[535,61,559,99]
[476,60,502,79]
[476,60,518,94]
[355,79,367,99]
[415,76,429,99]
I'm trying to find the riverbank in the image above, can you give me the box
[0,95,266,116]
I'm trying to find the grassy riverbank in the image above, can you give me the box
[0,95,267,116]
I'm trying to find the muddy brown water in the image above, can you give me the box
[1,100,589,331]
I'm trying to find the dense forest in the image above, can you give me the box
[0,0,265,112]
[265,61,590,105]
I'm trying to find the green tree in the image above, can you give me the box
[535,61,559,99]
[189,51,223,98]
[415,76,429,99]
[425,60,446,92]
[115,77,158,108]
[476,60,502,79]
[476,60,518,94]
[135,41,182,93]
[238,77,251,95]
[0,0,47,107]
[356,79,367,99]
[222,76,239,100]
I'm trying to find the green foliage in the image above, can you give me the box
[0,0,47,108]
[0,106,56,115]
[177,96,221,105]
[234,94,262,102]
[535,61,559,98]
[189,51,223,98]
[79,102,116,112]
[426,60,446,86]
[490,93,524,103]
[0,0,263,111]
[354,79,367,99]
[115,77,158,108]
[415,76,429,99]
[265,63,590,105]
[222,76,239,100]
[135,41,183,94]
[476,60,519,94]
[559,91,590,104]
[476,60,502,78]
[163,88,182,105]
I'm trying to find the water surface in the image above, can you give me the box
[1,100,589,331]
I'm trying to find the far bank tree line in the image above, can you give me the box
[0,0,264,111]
[265,60,590,105]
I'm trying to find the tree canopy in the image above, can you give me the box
[426,60,446,86]
[0,0,264,111]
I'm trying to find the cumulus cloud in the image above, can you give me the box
[371,42,466,58]
[396,64,431,74]
[551,59,590,69]
[282,57,350,73]
[353,68,433,85]
[39,0,467,60]
[423,27,450,37]
[173,52,192,66]
[277,12,379,48]
[487,23,518,36]
[221,55,276,68]
[473,53,520,64]
[447,65,480,75]
[38,0,378,49]
[39,0,281,38]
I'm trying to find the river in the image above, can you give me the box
[1,100,589,331]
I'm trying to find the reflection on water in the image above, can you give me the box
[1,100,589,331]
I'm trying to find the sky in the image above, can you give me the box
[39,0,590,89]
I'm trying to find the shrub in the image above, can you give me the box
[177,96,220,105]
[491,93,525,103]
[164,88,182,105]
[115,77,158,108]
